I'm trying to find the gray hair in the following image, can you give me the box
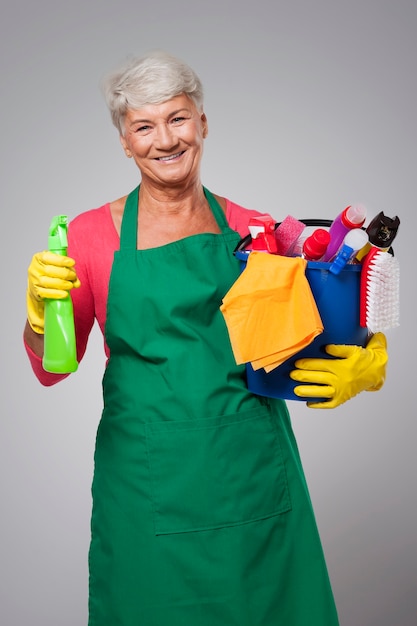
[100,50,204,135]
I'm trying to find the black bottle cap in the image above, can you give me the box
[366,211,400,248]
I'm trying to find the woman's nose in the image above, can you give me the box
[155,124,177,149]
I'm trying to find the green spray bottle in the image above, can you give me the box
[42,215,78,373]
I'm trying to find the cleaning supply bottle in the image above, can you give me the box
[248,215,278,253]
[301,228,331,261]
[366,211,400,249]
[322,204,367,262]
[290,228,331,261]
[329,228,369,275]
[356,210,401,261]
[42,215,78,373]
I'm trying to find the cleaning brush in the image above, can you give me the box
[359,246,400,333]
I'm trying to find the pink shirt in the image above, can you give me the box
[25,197,265,386]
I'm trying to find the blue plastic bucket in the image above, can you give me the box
[235,250,369,401]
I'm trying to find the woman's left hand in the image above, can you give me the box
[289,332,388,409]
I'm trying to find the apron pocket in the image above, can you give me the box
[145,405,291,535]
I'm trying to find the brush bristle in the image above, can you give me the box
[363,251,400,333]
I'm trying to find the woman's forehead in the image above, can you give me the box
[127,94,197,118]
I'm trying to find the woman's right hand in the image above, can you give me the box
[27,250,81,334]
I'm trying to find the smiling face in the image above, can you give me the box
[120,94,208,189]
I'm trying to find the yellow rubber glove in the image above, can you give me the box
[289,332,388,409]
[27,250,81,334]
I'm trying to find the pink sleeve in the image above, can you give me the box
[225,198,272,237]
[24,341,70,386]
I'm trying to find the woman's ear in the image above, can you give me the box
[201,113,208,138]
[120,135,132,158]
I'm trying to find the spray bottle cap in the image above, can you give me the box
[343,227,369,251]
[48,215,69,254]
[341,204,367,229]
[366,211,400,248]
[302,228,331,260]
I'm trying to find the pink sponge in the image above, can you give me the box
[274,215,305,255]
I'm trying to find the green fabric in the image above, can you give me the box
[88,185,339,625]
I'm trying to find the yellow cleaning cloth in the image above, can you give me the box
[220,252,324,372]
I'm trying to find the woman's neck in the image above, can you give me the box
[138,179,207,219]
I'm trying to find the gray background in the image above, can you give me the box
[1,0,416,624]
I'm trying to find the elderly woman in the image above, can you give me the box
[24,51,387,625]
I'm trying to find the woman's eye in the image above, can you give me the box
[172,116,186,124]
[136,125,151,132]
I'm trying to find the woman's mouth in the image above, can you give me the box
[155,151,185,162]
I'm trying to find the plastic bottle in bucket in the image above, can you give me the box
[322,204,366,262]
[290,228,330,260]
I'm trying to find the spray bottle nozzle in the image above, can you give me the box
[48,215,69,254]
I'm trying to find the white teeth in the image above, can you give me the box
[158,152,182,161]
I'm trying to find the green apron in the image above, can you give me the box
[88,186,339,625]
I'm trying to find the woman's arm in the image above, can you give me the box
[23,204,116,385]
[24,320,44,358]
[23,215,97,385]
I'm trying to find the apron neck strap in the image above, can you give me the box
[120,185,230,250]
[120,186,139,250]
[202,187,229,230]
